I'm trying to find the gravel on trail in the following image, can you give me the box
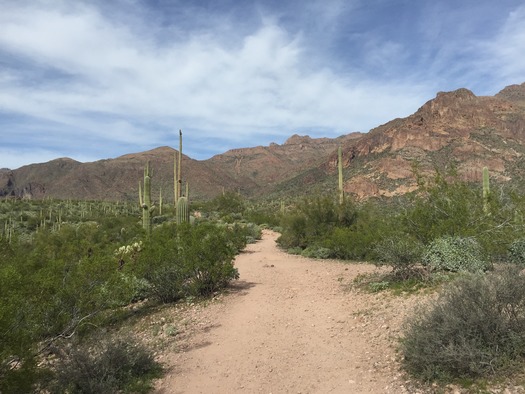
[154,230,426,394]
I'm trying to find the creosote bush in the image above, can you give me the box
[134,222,240,303]
[507,238,525,266]
[52,337,161,394]
[423,236,490,273]
[301,246,333,259]
[372,234,425,279]
[402,267,525,382]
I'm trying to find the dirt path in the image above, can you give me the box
[154,230,421,394]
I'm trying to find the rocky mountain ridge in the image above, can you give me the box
[2,82,525,201]
[323,82,525,199]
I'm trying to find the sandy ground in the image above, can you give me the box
[153,229,429,394]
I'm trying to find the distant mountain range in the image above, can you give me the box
[2,82,525,201]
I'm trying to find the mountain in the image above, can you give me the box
[2,82,525,201]
[0,134,362,201]
[317,82,525,199]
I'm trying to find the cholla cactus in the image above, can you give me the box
[115,241,143,269]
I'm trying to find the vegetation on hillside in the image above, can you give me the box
[4,162,525,391]
[0,195,260,393]
[269,167,525,388]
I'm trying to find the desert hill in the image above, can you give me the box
[318,82,525,199]
[1,82,525,201]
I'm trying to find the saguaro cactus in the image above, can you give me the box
[338,145,344,205]
[174,130,191,223]
[174,151,178,205]
[176,196,189,224]
[140,161,155,234]
[482,166,490,214]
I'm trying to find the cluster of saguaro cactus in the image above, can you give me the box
[139,161,155,234]
[174,130,190,224]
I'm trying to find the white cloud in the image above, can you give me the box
[478,5,525,90]
[0,3,424,136]
[3,0,517,169]
[0,147,97,170]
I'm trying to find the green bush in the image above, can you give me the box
[286,247,303,255]
[372,235,425,279]
[402,170,519,259]
[136,222,240,302]
[209,191,245,216]
[403,171,483,245]
[402,267,525,381]
[507,238,525,266]
[52,337,161,393]
[277,196,357,250]
[301,246,333,259]
[423,236,490,273]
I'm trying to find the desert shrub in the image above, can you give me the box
[177,223,240,296]
[372,234,425,279]
[320,203,397,261]
[244,222,262,243]
[403,171,483,245]
[403,170,521,259]
[136,222,239,302]
[301,246,333,259]
[144,264,186,304]
[402,267,525,381]
[209,191,245,216]
[244,205,280,228]
[277,213,308,249]
[52,337,161,394]
[287,247,303,255]
[277,196,358,250]
[423,236,490,273]
[226,222,261,250]
[507,238,525,266]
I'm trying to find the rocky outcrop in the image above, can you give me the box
[323,84,525,199]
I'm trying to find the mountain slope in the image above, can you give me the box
[2,82,525,201]
[0,135,362,201]
[319,82,525,198]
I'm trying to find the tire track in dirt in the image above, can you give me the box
[155,230,419,394]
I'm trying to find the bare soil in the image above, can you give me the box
[151,230,431,394]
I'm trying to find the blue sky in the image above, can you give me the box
[1,0,524,169]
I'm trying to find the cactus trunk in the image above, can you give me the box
[178,130,182,199]
[176,197,190,224]
[175,130,191,224]
[338,146,344,205]
[140,161,155,235]
[482,166,490,214]
[174,152,178,205]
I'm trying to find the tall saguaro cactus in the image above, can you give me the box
[482,166,490,214]
[140,161,155,234]
[178,129,182,198]
[176,197,189,224]
[174,151,178,205]
[338,145,344,205]
[174,130,190,223]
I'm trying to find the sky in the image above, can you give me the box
[1,0,525,169]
